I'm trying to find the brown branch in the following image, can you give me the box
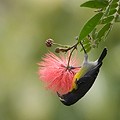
[67,42,78,68]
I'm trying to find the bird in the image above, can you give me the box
[57,46,107,106]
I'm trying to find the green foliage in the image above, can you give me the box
[96,23,112,42]
[79,0,120,52]
[79,12,103,41]
[80,0,109,9]
[100,16,114,24]
[80,37,92,53]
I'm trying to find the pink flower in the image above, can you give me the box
[38,52,80,95]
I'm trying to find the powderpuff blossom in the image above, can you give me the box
[38,52,80,95]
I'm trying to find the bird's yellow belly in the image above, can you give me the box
[70,68,87,91]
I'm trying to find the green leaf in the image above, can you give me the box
[112,0,119,4]
[91,28,97,39]
[86,47,92,53]
[110,3,118,9]
[82,38,90,45]
[80,44,91,53]
[104,24,113,40]
[84,43,91,53]
[104,2,118,16]
[80,0,109,9]
[100,16,114,24]
[97,23,111,40]
[79,12,103,42]
[108,9,117,15]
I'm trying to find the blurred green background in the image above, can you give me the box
[0,0,120,120]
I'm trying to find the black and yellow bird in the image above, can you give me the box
[57,47,107,106]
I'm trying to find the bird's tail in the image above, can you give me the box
[98,48,107,63]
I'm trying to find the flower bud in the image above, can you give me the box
[45,38,54,47]
[55,47,60,53]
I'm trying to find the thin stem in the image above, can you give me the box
[53,43,69,48]
[80,41,87,54]
[67,42,79,68]
[67,41,87,68]
[64,42,79,52]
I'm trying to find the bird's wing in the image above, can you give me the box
[57,63,102,106]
